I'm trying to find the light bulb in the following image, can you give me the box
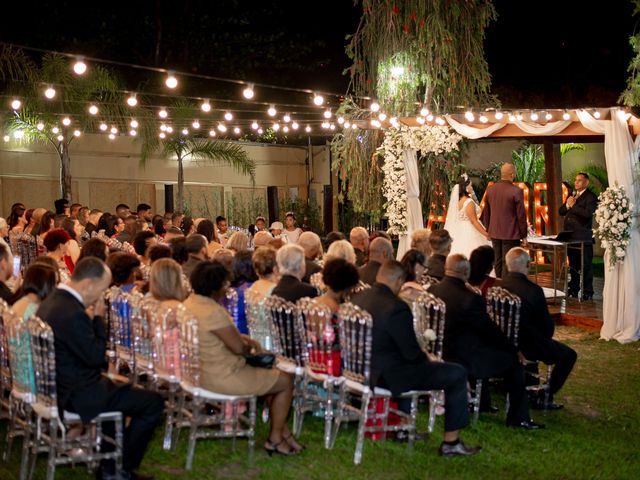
[181,128,189,135]
[44,87,56,99]
[110,127,118,134]
[283,126,289,133]
[52,127,60,134]
[370,119,381,128]
[57,134,64,142]
[251,121,259,130]
[209,130,216,137]
[36,122,44,131]
[313,94,324,106]
[351,123,357,129]
[234,127,241,134]
[370,102,380,112]
[13,130,24,139]
[99,123,107,131]
[337,116,345,124]
[344,121,351,129]
[545,113,553,121]
[416,116,425,125]
[283,114,291,123]
[390,117,399,127]
[479,115,488,123]
[391,66,404,76]
[201,101,211,113]
[192,120,200,129]
[224,112,233,121]
[562,112,571,121]
[426,114,434,122]
[267,106,277,117]
[305,125,311,133]
[166,126,173,133]
[378,113,387,121]
[321,121,330,129]
[165,72,178,89]
[329,124,335,130]
[292,122,299,130]
[218,124,227,132]
[494,111,503,120]
[420,107,429,117]
[323,110,332,119]
[11,99,21,110]
[130,119,139,129]
[74,130,81,137]
[516,114,523,121]
[129,130,136,136]
[258,128,264,134]
[242,85,254,99]
[62,117,71,126]
[273,123,280,131]
[159,132,166,139]
[530,112,539,121]
[509,114,516,122]
[73,58,87,75]
[3,135,9,142]
[127,95,138,107]
[159,109,168,118]
[465,111,474,121]
[593,111,601,119]
[108,133,115,140]
[88,105,99,115]
[160,124,167,132]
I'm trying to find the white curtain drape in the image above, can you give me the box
[513,119,572,135]
[396,148,424,260]
[445,116,506,139]
[576,108,640,343]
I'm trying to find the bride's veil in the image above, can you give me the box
[443,184,460,233]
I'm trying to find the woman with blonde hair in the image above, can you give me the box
[226,231,249,253]
[325,239,357,265]
[149,258,187,306]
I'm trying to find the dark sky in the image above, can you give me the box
[0,0,637,109]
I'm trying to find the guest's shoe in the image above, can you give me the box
[394,430,429,443]
[438,440,481,457]
[508,419,545,430]
[581,293,594,301]
[264,438,299,456]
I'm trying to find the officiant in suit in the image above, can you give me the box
[479,163,528,278]
[558,172,598,300]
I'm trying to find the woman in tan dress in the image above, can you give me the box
[184,260,304,455]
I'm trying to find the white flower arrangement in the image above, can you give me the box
[377,125,462,235]
[594,184,634,270]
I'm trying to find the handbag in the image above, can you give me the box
[244,352,276,369]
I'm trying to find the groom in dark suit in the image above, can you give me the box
[480,163,528,278]
[37,258,163,480]
[559,172,598,300]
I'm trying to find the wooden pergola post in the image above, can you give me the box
[543,138,563,235]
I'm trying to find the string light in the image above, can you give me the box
[350,123,357,129]
[479,114,488,123]
[209,129,216,137]
[313,94,324,106]
[217,123,227,132]
[166,126,173,133]
[258,128,264,134]
[88,105,99,115]
[130,119,139,129]
[530,112,539,121]
[416,116,425,125]
[233,126,241,134]
[108,133,115,140]
[562,111,571,121]
[329,124,335,130]
[370,102,380,112]
[160,124,167,131]
[99,123,108,131]
[378,112,387,121]
[420,107,429,117]
[545,112,553,121]
[52,127,60,134]
[159,132,166,139]
[3,135,9,142]
[516,113,523,121]
[73,58,87,75]
[593,110,601,119]
[323,109,332,119]
[251,121,259,130]
[158,108,168,118]
[435,117,446,125]
[494,111,504,120]
[283,126,289,133]
[267,105,277,117]
[390,117,399,127]
[344,121,351,129]
[13,130,24,139]
[201,100,211,112]
[62,117,71,126]
[273,123,281,131]
[426,114,434,122]
[126,94,138,107]
[242,84,255,99]
[283,114,291,123]
[57,134,64,141]
[36,122,44,131]
[321,121,330,129]
[10,99,21,110]
[292,122,299,130]
[305,125,311,133]
[464,111,475,122]
[370,119,381,128]
[192,120,200,129]
[181,128,189,135]
[44,87,56,99]
[337,116,345,124]
[129,130,137,136]
[165,72,178,89]
[110,127,118,134]
[224,112,233,121]
[73,130,82,137]
[509,114,516,122]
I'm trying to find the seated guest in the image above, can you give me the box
[8,203,27,236]
[184,261,303,455]
[106,252,141,291]
[182,234,209,278]
[369,230,391,242]
[136,203,153,226]
[425,229,452,280]
[61,217,84,264]
[399,249,427,301]
[111,216,126,239]
[499,248,577,409]
[152,217,166,236]
[229,251,258,334]
[226,231,249,253]
[0,243,15,302]
[272,244,317,302]
[325,239,357,265]
[54,198,70,216]
[148,244,172,263]
[323,231,345,252]
[212,248,234,273]
[32,256,61,283]
[133,231,157,266]
[37,258,163,479]
[253,230,273,248]
[196,219,222,257]
[171,213,184,230]
[468,246,496,298]
[247,247,279,299]
[181,216,196,236]
[359,237,393,286]
[268,237,285,250]
[429,254,542,429]
[71,204,82,219]
[1,217,10,248]
[85,209,102,236]
[115,203,130,220]
[44,229,73,283]
[298,231,323,283]
[12,263,58,318]
[149,258,188,307]
[168,237,189,265]
[349,226,369,266]
[352,261,480,456]
[164,226,183,242]
[116,215,137,244]
[78,238,109,262]
[411,228,431,258]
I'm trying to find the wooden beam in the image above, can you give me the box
[543,139,562,235]
[487,122,599,138]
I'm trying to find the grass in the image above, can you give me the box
[2,327,639,479]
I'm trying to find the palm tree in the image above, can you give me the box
[0,46,129,199]
[139,99,255,212]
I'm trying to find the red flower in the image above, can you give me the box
[403,25,411,33]
[392,4,400,14]
[419,19,425,29]
[409,11,417,22]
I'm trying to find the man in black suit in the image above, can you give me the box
[425,229,452,280]
[559,172,598,300]
[358,237,393,286]
[272,243,318,302]
[499,248,577,409]
[352,261,480,457]
[37,258,163,480]
[429,254,542,429]
[298,231,323,283]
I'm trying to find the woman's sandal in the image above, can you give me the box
[264,438,298,456]
[283,434,306,452]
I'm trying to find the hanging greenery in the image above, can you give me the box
[620,0,640,106]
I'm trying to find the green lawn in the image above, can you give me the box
[2,327,639,479]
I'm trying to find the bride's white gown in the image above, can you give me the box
[447,198,492,258]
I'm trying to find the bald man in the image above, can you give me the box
[480,162,528,277]
[359,237,394,285]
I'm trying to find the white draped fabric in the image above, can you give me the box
[513,118,572,135]
[396,148,424,260]
[576,109,640,343]
[445,116,506,139]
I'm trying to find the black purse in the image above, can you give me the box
[244,352,276,369]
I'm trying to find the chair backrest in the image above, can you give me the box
[309,272,325,296]
[3,305,36,399]
[108,288,143,362]
[26,315,57,409]
[149,303,184,381]
[486,286,522,348]
[411,292,446,359]
[103,286,120,365]
[131,297,157,373]
[337,302,373,386]
[177,305,201,387]
[264,295,302,365]
[297,298,337,375]
[344,281,370,302]
[16,233,38,273]
[244,289,273,351]
[0,300,13,394]
[419,273,440,289]
[224,288,240,329]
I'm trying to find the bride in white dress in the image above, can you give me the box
[444,174,491,258]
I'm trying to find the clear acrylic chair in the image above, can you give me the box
[107,288,143,377]
[419,273,440,289]
[334,303,419,465]
[343,281,370,302]
[244,289,274,352]
[309,271,325,295]
[0,299,13,418]
[399,291,447,434]
[172,306,257,470]
[16,234,38,273]
[130,297,157,387]
[26,315,123,480]
[296,297,342,448]
[264,295,305,434]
